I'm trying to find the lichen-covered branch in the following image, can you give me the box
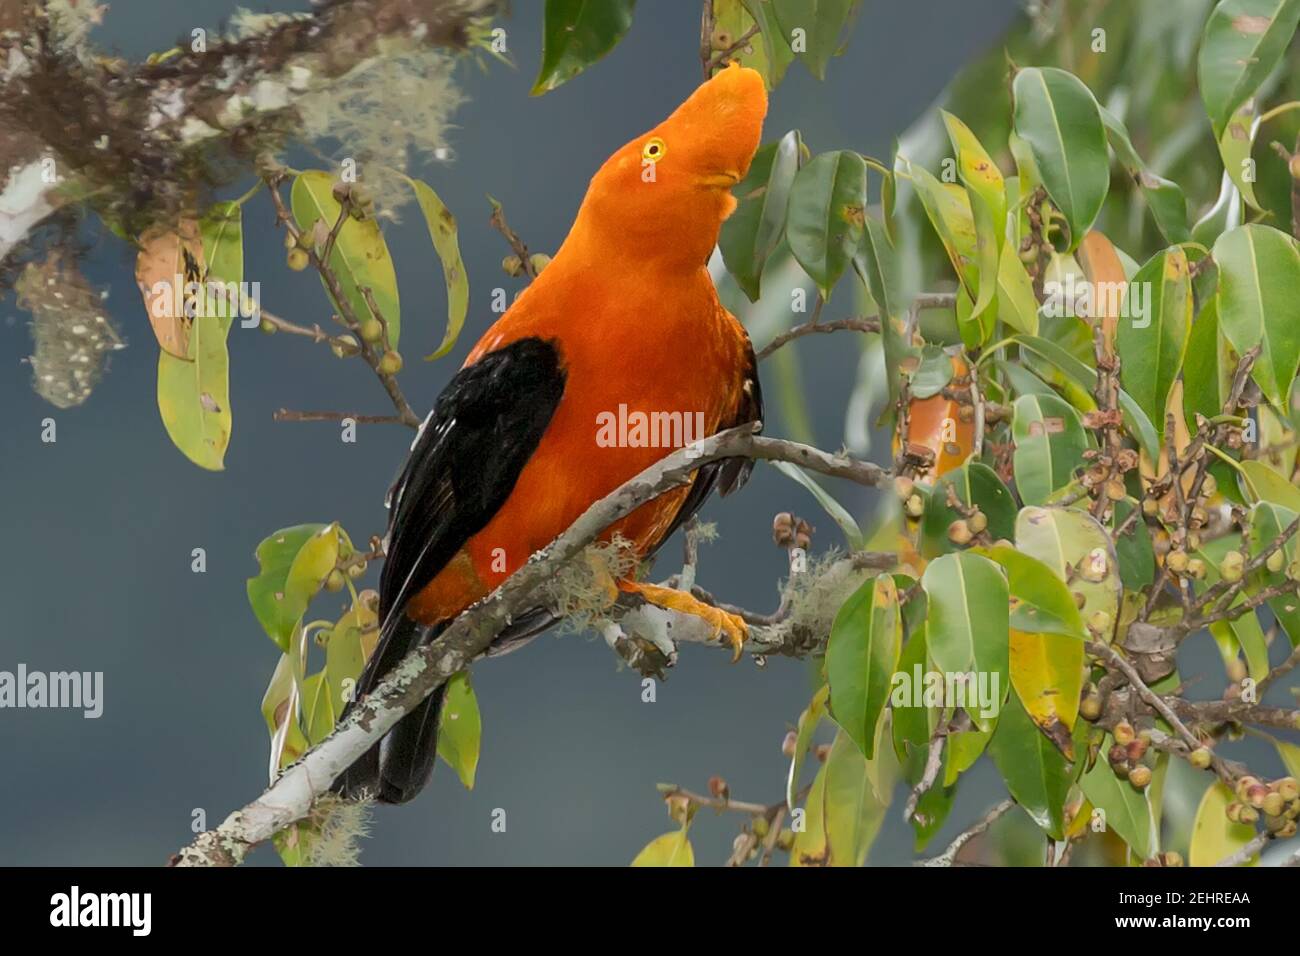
[172,425,889,865]
[0,0,497,264]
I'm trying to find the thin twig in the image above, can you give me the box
[915,799,1015,867]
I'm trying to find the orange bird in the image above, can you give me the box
[335,65,768,804]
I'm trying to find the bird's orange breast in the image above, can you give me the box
[405,264,750,626]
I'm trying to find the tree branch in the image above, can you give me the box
[171,425,888,865]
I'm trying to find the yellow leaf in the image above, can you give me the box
[630,828,694,867]
[1009,627,1084,758]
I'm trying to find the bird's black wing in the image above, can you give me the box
[648,339,763,557]
[334,337,565,802]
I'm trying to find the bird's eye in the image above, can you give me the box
[641,137,667,163]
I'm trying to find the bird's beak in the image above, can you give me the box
[697,170,742,190]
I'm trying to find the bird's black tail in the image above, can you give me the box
[332,614,447,804]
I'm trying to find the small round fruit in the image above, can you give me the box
[751,816,769,839]
[1267,550,1286,574]
[325,569,346,592]
[259,318,277,334]
[1079,694,1103,722]
[378,351,403,375]
[967,511,988,534]
[781,730,798,759]
[1262,792,1286,818]
[502,254,524,277]
[330,334,358,359]
[287,248,310,271]
[1276,777,1299,802]
[948,520,973,545]
[529,252,552,274]
[904,494,925,519]
[1113,720,1136,746]
[1087,610,1113,636]
[893,476,915,501]
[1219,550,1245,583]
[346,560,367,579]
[1189,747,1213,770]
[360,319,384,344]
[1186,558,1207,580]
[1166,550,1189,573]
[1129,765,1152,789]
[1238,806,1259,825]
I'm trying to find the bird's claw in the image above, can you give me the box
[618,581,748,661]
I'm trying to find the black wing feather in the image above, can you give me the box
[334,337,565,802]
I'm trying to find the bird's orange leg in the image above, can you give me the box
[618,580,748,661]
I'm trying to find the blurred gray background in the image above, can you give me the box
[0,0,1030,865]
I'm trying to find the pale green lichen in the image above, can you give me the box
[296,794,373,867]
[297,48,465,218]
[542,537,641,634]
[783,550,876,645]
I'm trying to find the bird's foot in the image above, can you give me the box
[618,581,748,661]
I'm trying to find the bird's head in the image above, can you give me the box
[567,63,768,270]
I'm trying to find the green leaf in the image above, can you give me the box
[1011,67,1109,249]
[787,683,829,810]
[1117,247,1192,440]
[261,652,309,770]
[903,157,981,346]
[988,692,1071,839]
[1247,501,1300,646]
[1183,298,1235,424]
[787,150,866,299]
[436,671,482,789]
[920,552,1010,730]
[1217,102,1264,212]
[1112,498,1156,590]
[771,0,861,80]
[717,0,793,89]
[1189,780,1257,866]
[1213,224,1300,411]
[976,544,1086,639]
[853,216,913,408]
[942,111,1004,339]
[156,201,241,471]
[1198,0,1300,136]
[826,576,900,758]
[771,461,863,547]
[720,131,802,301]
[290,171,400,347]
[630,827,694,866]
[1100,107,1190,244]
[790,760,830,866]
[891,626,937,762]
[1080,737,1154,860]
[997,241,1040,336]
[1011,334,1160,460]
[1239,458,1300,511]
[920,461,1018,559]
[1273,735,1300,777]
[325,597,377,715]
[821,727,896,866]
[246,524,338,653]
[406,177,469,361]
[1016,506,1122,642]
[532,0,637,95]
[1011,393,1092,506]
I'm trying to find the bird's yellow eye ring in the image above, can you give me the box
[641,137,667,163]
